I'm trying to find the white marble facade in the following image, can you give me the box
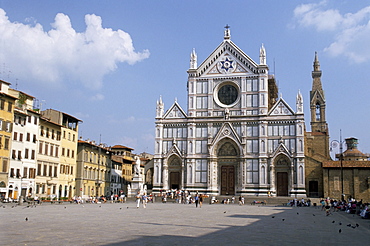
[153,28,306,197]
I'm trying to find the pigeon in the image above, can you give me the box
[339,222,342,225]
[127,207,129,209]
[312,214,315,216]
[99,205,101,208]
[120,208,122,210]
[347,224,351,227]
[352,226,356,229]
[224,211,226,213]
[272,216,275,218]
[64,207,66,209]
[332,221,335,223]
[339,229,341,233]
[356,223,359,227]
[297,212,299,215]
[282,219,285,221]
[25,217,28,221]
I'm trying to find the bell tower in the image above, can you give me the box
[310,52,328,133]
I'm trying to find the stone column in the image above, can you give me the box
[270,164,276,195]
[162,159,169,190]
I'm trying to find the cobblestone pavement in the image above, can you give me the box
[1,201,369,246]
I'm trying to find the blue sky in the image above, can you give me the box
[0,1,369,156]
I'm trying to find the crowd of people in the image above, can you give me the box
[319,197,370,218]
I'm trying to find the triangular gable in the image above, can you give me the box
[268,97,295,116]
[165,142,183,158]
[310,90,325,104]
[272,141,291,157]
[197,40,258,77]
[211,122,242,146]
[206,52,252,76]
[163,101,187,119]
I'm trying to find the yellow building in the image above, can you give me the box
[76,140,110,199]
[35,117,61,199]
[111,145,135,194]
[0,80,17,200]
[41,109,81,199]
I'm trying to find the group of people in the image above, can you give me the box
[320,197,369,218]
[135,192,150,208]
[288,198,312,207]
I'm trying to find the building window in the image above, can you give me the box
[13,132,17,141]
[23,167,28,178]
[196,96,208,109]
[195,159,207,183]
[246,159,259,184]
[39,142,43,154]
[2,159,8,172]
[4,137,10,150]
[246,140,259,153]
[195,140,207,154]
[19,133,23,142]
[31,150,35,160]
[0,99,4,110]
[10,168,15,177]
[7,102,12,112]
[26,132,30,141]
[25,149,29,159]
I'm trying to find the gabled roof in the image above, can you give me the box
[211,122,242,146]
[195,39,261,77]
[323,161,370,168]
[268,97,295,116]
[163,101,187,119]
[165,142,183,158]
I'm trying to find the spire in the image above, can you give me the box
[310,52,328,133]
[296,89,303,114]
[156,95,164,118]
[190,48,197,69]
[312,51,322,79]
[259,43,266,65]
[311,52,324,95]
[224,24,230,40]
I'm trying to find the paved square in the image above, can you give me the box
[1,201,369,245]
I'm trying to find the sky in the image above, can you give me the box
[0,1,369,156]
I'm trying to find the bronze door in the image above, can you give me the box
[169,172,180,190]
[221,166,235,195]
[277,172,288,196]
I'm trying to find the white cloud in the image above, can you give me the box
[0,8,150,89]
[293,2,370,63]
[90,93,105,101]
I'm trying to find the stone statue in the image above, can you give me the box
[134,156,141,177]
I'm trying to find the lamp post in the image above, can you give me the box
[330,130,345,202]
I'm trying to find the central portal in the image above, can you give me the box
[221,165,235,195]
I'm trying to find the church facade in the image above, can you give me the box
[153,28,306,197]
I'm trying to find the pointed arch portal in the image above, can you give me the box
[274,155,291,196]
[168,155,182,190]
[217,141,238,195]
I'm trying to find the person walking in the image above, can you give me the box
[142,193,148,208]
[195,194,199,208]
[199,194,203,208]
[135,191,141,209]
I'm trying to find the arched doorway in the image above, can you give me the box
[168,156,182,190]
[275,155,291,196]
[217,142,238,195]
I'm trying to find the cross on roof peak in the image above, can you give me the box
[224,24,231,40]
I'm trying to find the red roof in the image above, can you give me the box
[322,161,370,168]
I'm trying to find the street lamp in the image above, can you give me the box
[330,129,345,202]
